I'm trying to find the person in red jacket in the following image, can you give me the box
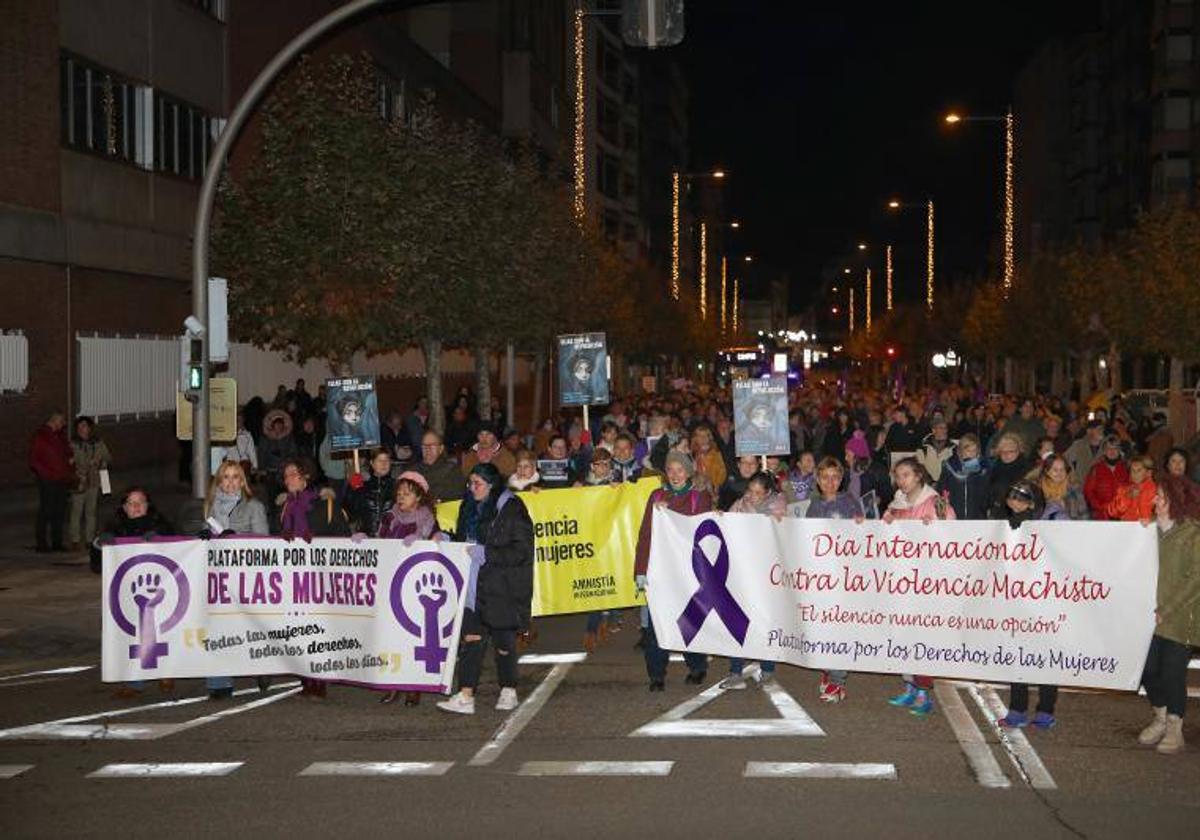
[29,411,74,552]
[1083,436,1128,521]
[1106,455,1157,522]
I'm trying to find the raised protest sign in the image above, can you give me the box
[325,375,380,452]
[732,373,789,456]
[646,510,1156,689]
[437,478,658,616]
[558,333,609,406]
[102,538,473,691]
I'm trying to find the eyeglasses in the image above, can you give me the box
[421,444,441,449]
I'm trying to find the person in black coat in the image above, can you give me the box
[936,434,992,520]
[986,432,1034,520]
[343,448,395,536]
[438,463,534,716]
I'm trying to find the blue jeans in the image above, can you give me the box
[643,614,706,681]
[206,676,233,691]
[826,669,847,686]
[729,658,776,675]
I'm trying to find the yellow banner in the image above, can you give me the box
[436,478,659,616]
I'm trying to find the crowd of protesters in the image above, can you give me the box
[33,373,1200,753]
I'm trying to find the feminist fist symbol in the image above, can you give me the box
[415,572,448,610]
[414,571,450,673]
[130,573,169,668]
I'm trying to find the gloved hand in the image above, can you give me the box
[348,473,365,490]
[635,574,648,592]
[401,533,419,547]
[220,529,237,538]
[197,529,213,541]
[580,429,592,445]
[467,544,487,565]
[350,532,368,544]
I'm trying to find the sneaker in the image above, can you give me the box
[909,692,934,718]
[719,674,748,690]
[888,684,918,707]
[820,682,845,703]
[648,680,665,692]
[496,687,519,711]
[756,672,777,688]
[1031,711,1056,730]
[998,710,1028,728]
[436,691,475,715]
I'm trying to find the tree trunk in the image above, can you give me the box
[1050,357,1065,398]
[1077,352,1093,399]
[474,345,492,424]
[1107,343,1122,392]
[1168,356,1187,446]
[423,338,444,436]
[532,346,546,430]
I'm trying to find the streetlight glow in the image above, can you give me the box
[857,242,867,251]
[730,221,740,229]
[712,169,726,179]
[945,112,962,124]
[887,199,901,209]
[744,255,753,263]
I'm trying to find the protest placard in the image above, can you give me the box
[732,374,790,456]
[558,333,609,406]
[325,375,380,452]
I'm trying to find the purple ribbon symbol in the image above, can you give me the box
[676,519,749,645]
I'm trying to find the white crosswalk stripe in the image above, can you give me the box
[0,764,34,778]
[299,762,453,776]
[88,762,243,778]
[518,761,673,777]
[744,762,897,780]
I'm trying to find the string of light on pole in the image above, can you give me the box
[572,5,585,222]
[1003,107,1014,296]
[848,287,855,335]
[885,244,893,311]
[720,255,728,333]
[865,267,872,332]
[926,199,935,312]
[732,278,739,333]
[670,172,680,299]
[699,221,708,320]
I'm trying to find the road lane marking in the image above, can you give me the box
[968,685,1057,790]
[518,761,673,777]
[631,665,824,738]
[744,762,897,780]
[300,762,453,777]
[89,762,243,778]
[0,764,34,778]
[933,682,1011,789]
[468,658,581,767]
[518,653,588,665]
[0,667,93,681]
[0,682,300,741]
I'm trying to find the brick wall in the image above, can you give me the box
[0,0,61,212]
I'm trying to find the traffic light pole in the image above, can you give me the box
[189,0,389,500]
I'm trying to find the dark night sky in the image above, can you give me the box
[681,1,1087,310]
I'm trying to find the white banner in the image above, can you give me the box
[646,510,1158,690]
[101,538,474,692]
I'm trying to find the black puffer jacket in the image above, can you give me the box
[475,491,534,631]
[344,473,395,536]
[90,509,176,574]
[937,454,991,520]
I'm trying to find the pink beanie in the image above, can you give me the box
[397,470,430,494]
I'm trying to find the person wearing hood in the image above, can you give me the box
[633,450,712,691]
[439,463,534,715]
[1083,435,1129,520]
[1105,454,1157,522]
[937,433,991,520]
[916,417,955,484]
[986,432,1033,519]
[461,424,517,478]
[996,480,1060,730]
[274,456,350,698]
[1136,477,1200,754]
[883,457,954,718]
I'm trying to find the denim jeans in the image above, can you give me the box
[728,658,776,675]
[643,614,706,681]
[206,676,233,691]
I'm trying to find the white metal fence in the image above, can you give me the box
[0,331,30,393]
[75,334,501,420]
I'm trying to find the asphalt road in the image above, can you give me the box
[1,545,1198,840]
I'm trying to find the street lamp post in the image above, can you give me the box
[887,198,936,312]
[944,108,1015,295]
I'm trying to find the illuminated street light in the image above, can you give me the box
[944,108,1015,296]
[857,242,868,251]
[730,221,741,229]
[744,255,753,263]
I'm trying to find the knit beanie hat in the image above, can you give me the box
[845,429,870,461]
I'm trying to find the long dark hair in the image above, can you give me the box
[456,463,504,542]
